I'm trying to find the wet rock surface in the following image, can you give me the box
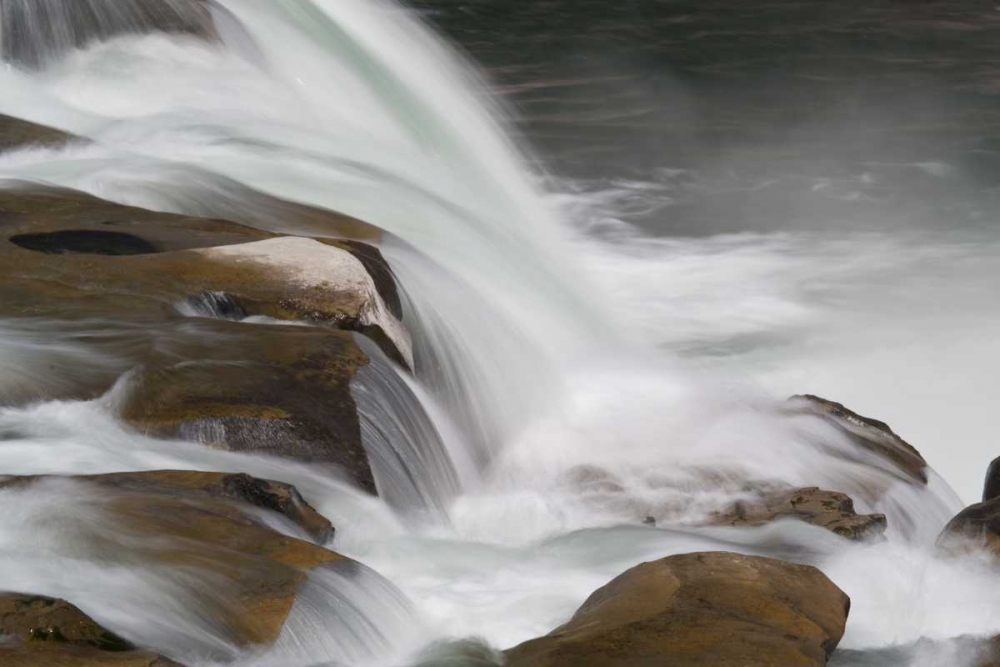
[505,551,850,667]
[787,395,928,484]
[0,114,78,152]
[0,471,346,648]
[119,322,376,493]
[0,592,183,666]
[708,486,888,541]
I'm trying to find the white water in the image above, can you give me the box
[0,1,997,666]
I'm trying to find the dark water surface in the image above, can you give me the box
[415,0,1000,234]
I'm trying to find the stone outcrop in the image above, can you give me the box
[505,551,850,667]
[786,395,928,484]
[0,186,408,364]
[0,593,182,666]
[708,486,887,541]
[119,321,376,492]
[0,471,346,648]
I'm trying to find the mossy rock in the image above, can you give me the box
[506,552,849,667]
[708,486,887,541]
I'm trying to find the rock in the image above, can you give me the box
[0,593,182,666]
[505,552,849,667]
[0,185,410,366]
[938,495,1000,555]
[787,395,928,484]
[0,114,78,153]
[708,486,887,541]
[0,471,346,648]
[119,320,376,493]
[983,456,1000,502]
[76,470,334,544]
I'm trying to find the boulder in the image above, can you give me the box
[0,471,346,648]
[119,321,376,493]
[983,456,1000,502]
[786,395,928,484]
[505,552,849,667]
[708,486,887,541]
[937,495,1000,555]
[0,593,182,666]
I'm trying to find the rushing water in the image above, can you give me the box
[0,0,998,665]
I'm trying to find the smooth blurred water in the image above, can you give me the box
[0,1,997,666]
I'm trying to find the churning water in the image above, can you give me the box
[0,1,998,665]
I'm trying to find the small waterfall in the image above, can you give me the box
[351,334,464,517]
[259,561,424,667]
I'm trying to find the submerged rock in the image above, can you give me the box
[0,114,78,153]
[0,471,346,649]
[708,486,887,541]
[505,551,849,667]
[0,592,182,666]
[787,394,928,484]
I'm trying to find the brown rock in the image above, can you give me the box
[0,186,408,370]
[506,552,849,667]
[787,395,928,484]
[938,495,1000,555]
[0,115,78,153]
[708,486,887,541]
[119,320,375,492]
[0,471,347,648]
[77,470,333,544]
[0,592,183,666]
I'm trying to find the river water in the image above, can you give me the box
[0,1,998,665]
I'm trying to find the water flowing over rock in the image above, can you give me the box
[707,486,888,541]
[0,0,218,67]
[0,186,408,363]
[505,552,850,667]
[786,395,929,484]
[0,114,78,152]
[0,592,183,666]
[0,471,345,651]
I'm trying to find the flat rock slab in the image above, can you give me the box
[506,551,849,667]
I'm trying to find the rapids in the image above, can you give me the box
[0,1,997,665]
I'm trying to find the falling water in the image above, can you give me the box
[0,1,997,666]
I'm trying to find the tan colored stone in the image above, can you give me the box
[506,552,849,667]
